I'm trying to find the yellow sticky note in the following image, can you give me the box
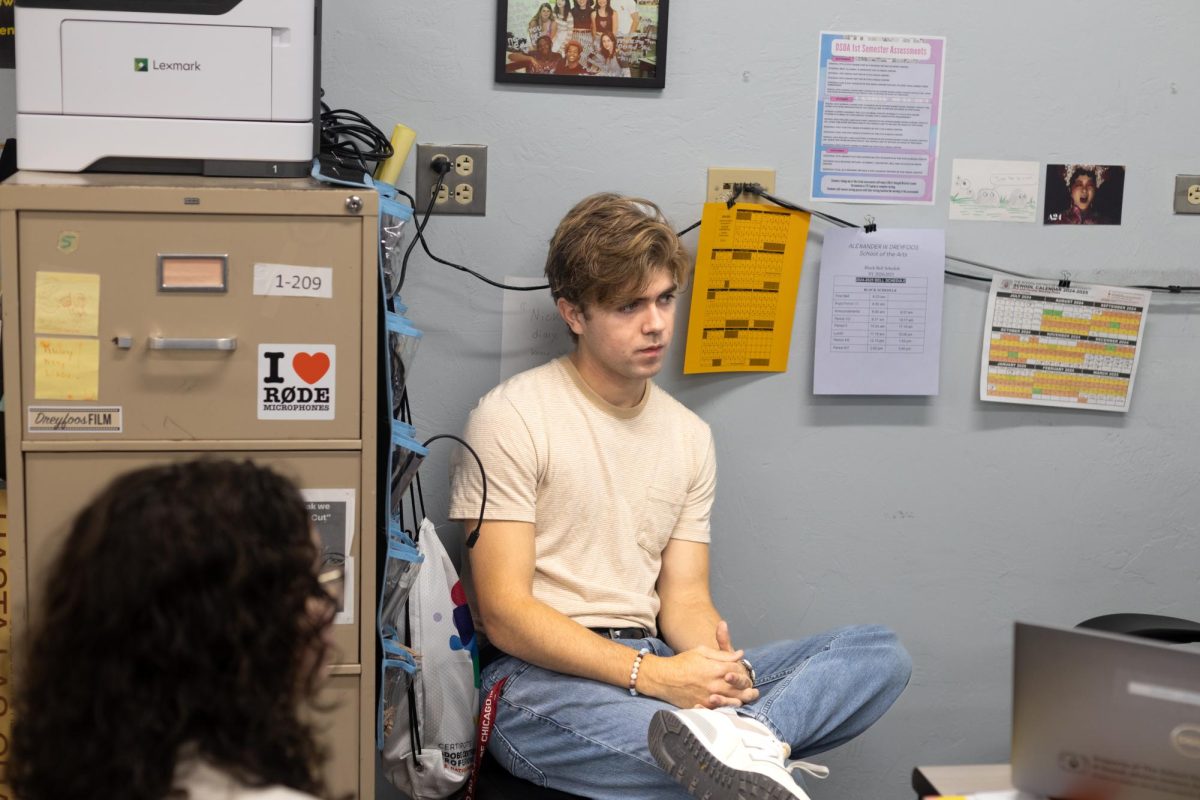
[35,271,101,336]
[35,336,100,400]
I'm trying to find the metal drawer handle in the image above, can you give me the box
[148,336,238,351]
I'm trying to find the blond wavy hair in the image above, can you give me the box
[545,193,689,316]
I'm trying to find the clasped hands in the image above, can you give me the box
[638,620,759,710]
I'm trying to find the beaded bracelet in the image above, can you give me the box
[628,646,651,696]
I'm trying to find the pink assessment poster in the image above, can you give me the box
[811,32,946,205]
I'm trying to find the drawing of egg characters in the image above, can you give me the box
[976,188,1000,205]
[1006,188,1032,207]
[951,176,973,199]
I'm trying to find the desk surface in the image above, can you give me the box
[912,764,1014,797]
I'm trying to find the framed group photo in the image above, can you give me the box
[495,0,669,89]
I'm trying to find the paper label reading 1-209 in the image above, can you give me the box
[253,263,333,299]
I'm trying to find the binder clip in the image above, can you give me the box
[863,215,877,233]
[1058,279,1071,288]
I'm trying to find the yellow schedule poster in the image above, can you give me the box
[684,203,810,373]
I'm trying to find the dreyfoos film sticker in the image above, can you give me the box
[27,405,123,433]
[258,344,336,420]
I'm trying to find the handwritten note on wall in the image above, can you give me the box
[500,276,570,381]
[35,271,101,336]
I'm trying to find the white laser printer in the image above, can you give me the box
[15,0,321,176]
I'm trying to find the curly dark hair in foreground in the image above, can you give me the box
[9,459,337,800]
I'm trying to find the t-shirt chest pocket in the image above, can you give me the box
[636,485,686,554]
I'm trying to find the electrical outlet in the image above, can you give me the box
[706,168,777,204]
[1174,175,1200,214]
[415,143,488,215]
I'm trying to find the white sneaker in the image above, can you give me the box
[647,707,828,799]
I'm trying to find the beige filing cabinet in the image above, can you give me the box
[0,173,380,798]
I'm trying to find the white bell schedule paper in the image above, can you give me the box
[813,228,945,395]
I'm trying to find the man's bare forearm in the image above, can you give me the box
[658,597,723,653]
[483,594,644,688]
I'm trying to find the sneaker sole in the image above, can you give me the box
[647,710,807,800]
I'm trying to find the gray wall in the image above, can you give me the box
[4,1,1199,798]
[341,2,1198,798]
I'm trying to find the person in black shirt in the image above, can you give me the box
[555,39,590,74]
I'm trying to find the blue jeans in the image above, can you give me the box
[479,625,912,799]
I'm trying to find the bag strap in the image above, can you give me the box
[462,676,508,800]
[402,600,423,765]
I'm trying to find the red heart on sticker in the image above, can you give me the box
[293,352,331,384]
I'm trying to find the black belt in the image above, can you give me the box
[478,643,507,670]
[589,626,652,640]
[478,626,654,671]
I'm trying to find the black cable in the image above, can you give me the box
[416,234,550,291]
[403,622,422,765]
[421,434,488,549]
[945,269,993,284]
[399,392,429,523]
[740,184,1200,294]
[411,463,427,524]
[388,149,709,292]
[407,465,421,538]
[940,252,1039,280]
[402,214,704,293]
[755,189,862,229]
[1130,284,1200,293]
[318,100,394,171]
[392,179,1200,296]
[397,170,447,295]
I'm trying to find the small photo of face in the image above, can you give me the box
[1044,163,1125,225]
[1069,171,1096,211]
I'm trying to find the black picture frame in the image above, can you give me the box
[495,0,668,89]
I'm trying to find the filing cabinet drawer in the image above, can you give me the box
[315,673,363,799]
[22,450,365,666]
[17,211,363,441]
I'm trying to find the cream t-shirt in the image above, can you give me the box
[448,357,715,636]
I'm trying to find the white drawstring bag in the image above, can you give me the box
[379,517,480,799]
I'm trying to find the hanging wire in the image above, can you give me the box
[396,166,449,295]
[388,180,1200,295]
[421,434,488,549]
[726,183,1200,294]
[393,199,705,292]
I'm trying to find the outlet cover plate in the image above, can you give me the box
[707,168,777,204]
[1173,174,1200,214]
[415,143,488,215]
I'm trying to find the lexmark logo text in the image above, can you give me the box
[135,58,202,72]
